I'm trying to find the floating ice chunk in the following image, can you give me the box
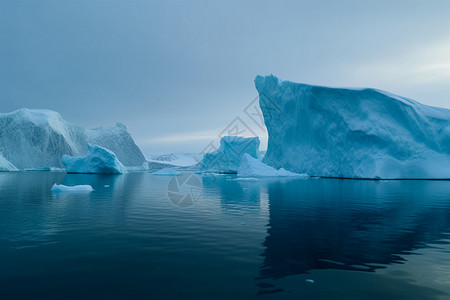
[238,154,309,178]
[0,154,18,172]
[51,183,93,193]
[62,144,127,174]
[256,75,450,179]
[200,136,260,173]
[152,167,181,176]
[232,177,259,182]
[305,279,315,284]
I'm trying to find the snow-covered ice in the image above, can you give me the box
[238,153,309,178]
[0,108,146,169]
[51,183,94,193]
[256,75,450,179]
[200,136,260,173]
[62,144,127,174]
[152,167,181,176]
[0,155,18,172]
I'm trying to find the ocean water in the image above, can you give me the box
[1,172,450,299]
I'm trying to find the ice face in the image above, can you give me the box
[0,154,18,172]
[62,144,127,174]
[0,109,146,169]
[237,153,308,178]
[256,75,450,179]
[200,136,260,173]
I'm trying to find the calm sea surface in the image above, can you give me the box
[1,172,450,299]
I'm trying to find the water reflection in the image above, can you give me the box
[260,179,450,279]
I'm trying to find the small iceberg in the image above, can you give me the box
[62,144,127,174]
[238,154,309,178]
[51,183,94,193]
[152,167,181,176]
[200,136,260,173]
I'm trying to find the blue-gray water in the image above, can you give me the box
[1,172,450,299]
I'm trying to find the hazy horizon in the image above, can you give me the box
[2,0,450,156]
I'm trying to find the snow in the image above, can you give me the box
[0,108,146,169]
[238,153,309,178]
[152,167,181,176]
[51,183,93,193]
[0,154,18,172]
[62,144,127,174]
[256,75,450,179]
[200,136,260,173]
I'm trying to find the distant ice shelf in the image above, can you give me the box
[151,167,181,176]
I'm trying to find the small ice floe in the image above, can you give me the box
[51,183,94,193]
[104,185,110,188]
[305,279,315,284]
[151,167,181,176]
[232,177,259,182]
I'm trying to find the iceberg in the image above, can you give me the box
[256,75,450,179]
[0,108,146,169]
[238,153,308,178]
[152,167,181,176]
[200,136,260,173]
[62,144,127,174]
[51,183,93,193]
[0,154,18,172]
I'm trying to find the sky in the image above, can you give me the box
[1,0,450,156]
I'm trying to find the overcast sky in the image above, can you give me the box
[1,0,450,156]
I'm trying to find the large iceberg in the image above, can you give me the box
[238,154,308,178]
[62,144,127,174]
[200,136,260,173]
[0,154,18,172]
[256,75,450,179]
[0,108,146,169]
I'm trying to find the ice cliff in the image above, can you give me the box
[0,109,146,169]
[0,155,18,172]
[256,75,450,179]
[62,144,127,174]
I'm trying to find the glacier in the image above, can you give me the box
[62,144,127,174]
[256,75,450,179]
[200,136,260,173]
[0,108,146,169]
[238,154,309,178]
[0,155,18,172]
